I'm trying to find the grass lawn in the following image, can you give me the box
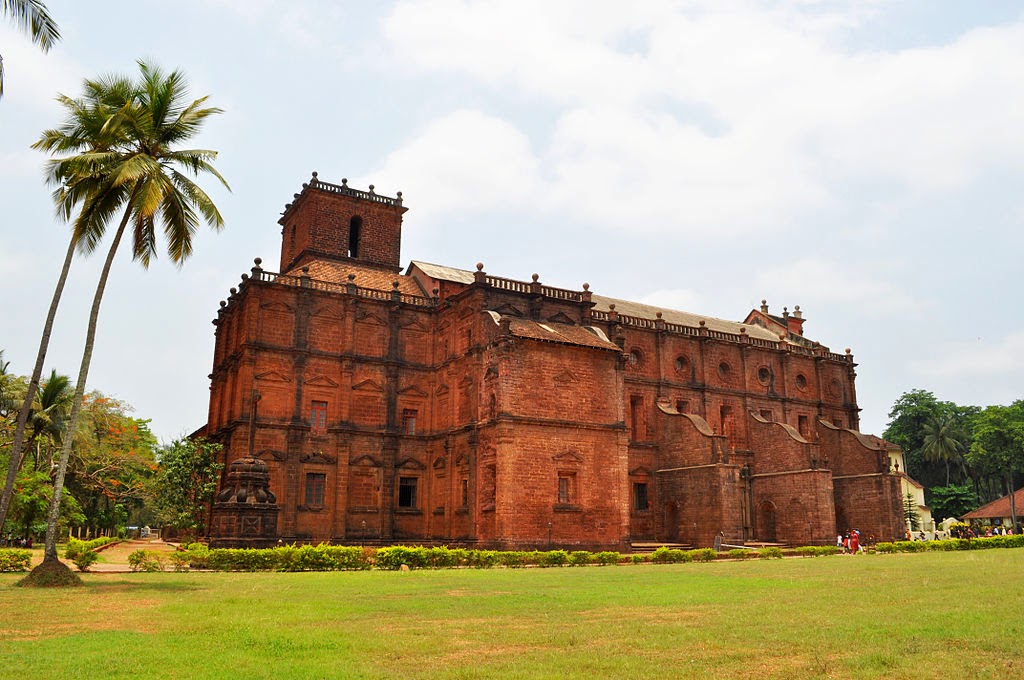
[1,549,1022,679]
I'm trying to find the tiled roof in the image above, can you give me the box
[287,260,426,296]
[408,260,476,285]
[590,294,783,343]
[962,487,1024,519]
[409,260,791,343]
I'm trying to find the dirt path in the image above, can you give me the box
[25,538,180,573]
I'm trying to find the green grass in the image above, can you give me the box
[2,550,1023,679]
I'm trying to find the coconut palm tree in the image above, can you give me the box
[922,414,966,487]
[0,0,60,98]
[0,77,138,534]
[25,370,73,473]
[26,61,228,576]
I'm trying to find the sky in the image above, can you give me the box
[1,0,1022,444]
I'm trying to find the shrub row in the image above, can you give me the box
[0,549,32,572]
[793,545,841,557]
[65,536,117,560]
[875,534,1024,554]
[131,535,1024,574]
[649,547,717,563]
[65,537,119,572]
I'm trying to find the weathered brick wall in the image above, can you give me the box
[467,332,628,550]
[656,406,730,469]
[657,464,745,547]
[817,419,889,476]
[747,411,822,473]
[279,185,407,273]
[750,470,836,545]
[833,473,904,543]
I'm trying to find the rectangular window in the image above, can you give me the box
[310,400,327,433]
[633,482,649,511]
[402,408,418,435]
[760,409,773,421]
[460,478,469,507]
[305,472,326,507]
[798,415,809,436]
[675,399,689,414]
[557,473,575,504]
[398,477,418,508]
[630,396,643,441]
[832,418,844,428]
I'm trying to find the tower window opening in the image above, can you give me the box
[348,216,362,258]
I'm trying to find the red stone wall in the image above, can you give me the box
[279,185,407,273]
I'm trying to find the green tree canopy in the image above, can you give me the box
[967,401,1024,529]
[150,438,222,537]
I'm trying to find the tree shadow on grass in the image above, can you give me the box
[82,577,205,593]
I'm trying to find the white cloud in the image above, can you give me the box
[753,258,921,317]
[379,2,1024,236]
[910,331,1024,380]
[364,109,541,221]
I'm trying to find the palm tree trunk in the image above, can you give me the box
[0,236,76,530]
[1009,473,1018,533]
[41,208,131,563]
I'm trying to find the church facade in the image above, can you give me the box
[204,173,905,550]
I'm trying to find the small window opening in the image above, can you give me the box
[633,482,649,511]
[398,477,418,508]
[348,216,362,258]
[402,408,418,435]
[630,395,643,440]
[557,473,576,504]
[310,401,328,433]
[305,473,326,507]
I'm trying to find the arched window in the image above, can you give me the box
[348,215,362,258]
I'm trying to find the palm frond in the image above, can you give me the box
[2,0,61,51]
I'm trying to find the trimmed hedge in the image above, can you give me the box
[876,535,1024,554]
[155,535,1024,573]
[0,549,32,572]
[64,536,117,560]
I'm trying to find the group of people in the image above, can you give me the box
[948,525,1016,539]
[837,529,864,554]
[0,536,33,548]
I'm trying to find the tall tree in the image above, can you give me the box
[967,401,1024,531]
[921,414,966,487]
[26,61,228,579]
[0,75,137,533]
[0,0,60,98]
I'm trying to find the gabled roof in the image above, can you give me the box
[408,260,476,285]
[962,488,1024,520]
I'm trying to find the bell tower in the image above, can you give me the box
[278,172,408,273]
